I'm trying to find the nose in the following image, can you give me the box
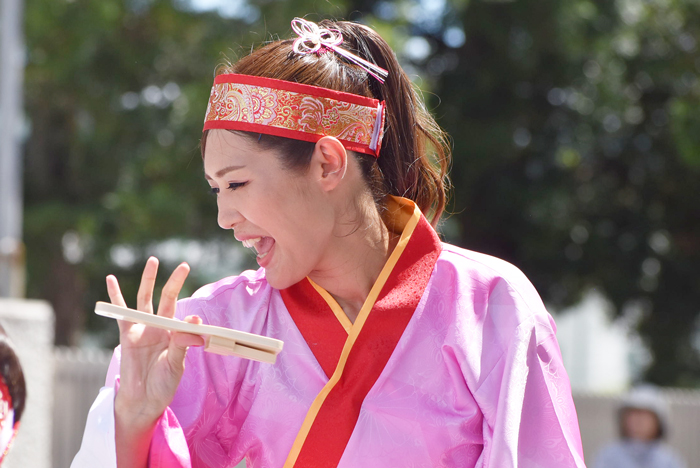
[217,198,245,230]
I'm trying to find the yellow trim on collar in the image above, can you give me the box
[283,196,422,468]
[307,278,352,334]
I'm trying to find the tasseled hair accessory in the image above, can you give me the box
[291,18,389,84]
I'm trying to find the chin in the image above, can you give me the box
[265,269,305,290]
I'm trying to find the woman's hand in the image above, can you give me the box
[107,257,204,468]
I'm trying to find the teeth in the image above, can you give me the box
[242,237,262,249]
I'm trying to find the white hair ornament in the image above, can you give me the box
[291,18,389,84]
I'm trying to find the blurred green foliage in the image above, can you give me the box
[21,0,700,385]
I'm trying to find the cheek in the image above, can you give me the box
[274,215,329,271]
[280,221,321,257]
[273,189,330,237]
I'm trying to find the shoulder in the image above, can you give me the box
[596,441,627,457]
[594,441,685,468]
[593,442,628,467]
[654,443,686,466]
[438,243,534,287]
[437,243,546,318]
[434,243,556,350]
[175,268,275,327]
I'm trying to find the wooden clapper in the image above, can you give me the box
[95,302,283,364]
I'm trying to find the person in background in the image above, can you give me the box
[595,385,686,468]
[0,323,26,465]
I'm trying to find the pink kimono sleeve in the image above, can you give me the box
[148,408,192,468]
[473,286,586,467]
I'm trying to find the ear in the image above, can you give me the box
[310,136,348,192]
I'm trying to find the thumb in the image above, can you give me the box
[166,339,190,377]
[167,316,205,374]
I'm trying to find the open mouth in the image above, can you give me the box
[242,236,275,259]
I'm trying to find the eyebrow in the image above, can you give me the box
[204,165,246,180]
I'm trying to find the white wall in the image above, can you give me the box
[552,290,635,393]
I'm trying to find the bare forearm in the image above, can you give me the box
[114,400,160,468]
[115,413,157,468]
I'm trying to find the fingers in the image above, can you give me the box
[173,332,205,349]
[106,275,128,307]
[167,316,205,375]
[177,315,204,346]
[106,275,132,334]
[108,257,190,336]
[137,257,159,314]
[184,315,203,325]
[157,263,190,319]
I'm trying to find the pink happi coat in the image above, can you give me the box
[72,198,586,468]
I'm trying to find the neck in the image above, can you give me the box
[308,197,398,323]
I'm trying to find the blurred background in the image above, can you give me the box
[1,0,700,466]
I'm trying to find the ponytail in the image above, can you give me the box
[337,22,451,225]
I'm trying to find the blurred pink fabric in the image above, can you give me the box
[100,243,586,468]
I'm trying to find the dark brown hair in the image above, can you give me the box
[206,19,451,226]
[0,324,26,424]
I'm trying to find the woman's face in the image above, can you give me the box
[204,130,335,289]
[623,408,659,442]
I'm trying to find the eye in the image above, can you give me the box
[209,182,247,196]
[227,182,247,191]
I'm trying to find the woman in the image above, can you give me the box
[594,386,686,468]
[73,18,585,468]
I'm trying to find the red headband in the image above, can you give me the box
[203,74,385,157]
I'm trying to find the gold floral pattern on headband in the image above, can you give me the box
[204,82,379,148]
